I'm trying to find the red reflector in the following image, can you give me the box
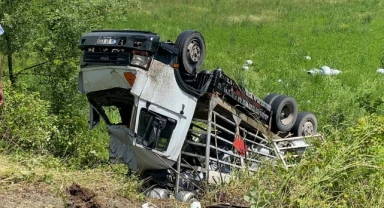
[173,63,180,69]
[124,72,136,86]
[233,136,247,156]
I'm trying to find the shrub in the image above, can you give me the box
[49,114,109,168]
[0,81,57,153]
[0,81,109,168]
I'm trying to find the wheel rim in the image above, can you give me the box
[301,120,314,136]
[187,40,201,63]
[280,103,295,125]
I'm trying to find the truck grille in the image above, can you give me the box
[82,47,130,65]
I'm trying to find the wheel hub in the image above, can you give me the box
[280,105,294,125]
[302,121,314,136]
[187,40,201,63]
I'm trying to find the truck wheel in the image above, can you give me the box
[271,95,298,132]
[291,112,318,136]
[175,30,206,75]
[263,93,279,105]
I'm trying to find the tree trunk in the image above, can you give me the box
[7,52,15,85]
[4,33,15,85]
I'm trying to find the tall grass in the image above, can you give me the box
[106,0,384,129]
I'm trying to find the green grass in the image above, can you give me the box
[104,0,384,128]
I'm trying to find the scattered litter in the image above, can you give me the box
[305,56,311,60]
[307,100,311,104]
[245,60,253,65]
[242,60,253,70]
[190,201,202,208]
[142,202,158,208]
[277,79,282,83]
[377,68,384,74]
[307,66,342,75]
[206,204,249,208]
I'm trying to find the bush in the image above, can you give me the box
[0,81,57,153]
[49,114,109,168]
[0,81,109,168]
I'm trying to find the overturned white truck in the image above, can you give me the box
[78,30,321,201]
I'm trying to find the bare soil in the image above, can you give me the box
[67,183,100,208]
[0,182,249,208]
[0,183,144,208]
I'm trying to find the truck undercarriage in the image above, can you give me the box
[77,29,322,202]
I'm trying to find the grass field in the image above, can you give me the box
[108,0,384,129]
[2,0,384,207]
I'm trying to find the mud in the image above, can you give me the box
[67,183,101,208]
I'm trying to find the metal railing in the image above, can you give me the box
[176,95,324,190]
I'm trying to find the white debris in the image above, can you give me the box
[307,100,311,104]
[190,201,202,208]
[242,60,253,70]
[245,59,253,65]
[0,24,4,36]
[249,162,259,171]
[277,79,282,83]
[321,66,331,75]
[377,68,384,74]
[305,56,311,60]
[142,202,158,208]
[307,66,341,76]
[258,147,270,155]
[307,68,321,75]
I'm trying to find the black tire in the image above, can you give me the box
[175,30,206,75]
[271,95,298,132]
[291,112,318,136]
[263,93,280,105]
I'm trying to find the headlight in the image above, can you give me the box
[131,54,152,69]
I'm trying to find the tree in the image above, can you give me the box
[0,0,140,111]
[0,0,141,164]
[32,0,140,113]
[0,0,37,85]
[0,56,4,106]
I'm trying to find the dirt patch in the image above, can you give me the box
[0,182,183,208]
[0,184,63,208]
[67,183,101,208]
